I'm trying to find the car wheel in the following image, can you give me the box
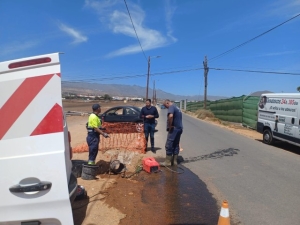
[263,129,274,145]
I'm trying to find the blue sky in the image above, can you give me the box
[0,0,299,97]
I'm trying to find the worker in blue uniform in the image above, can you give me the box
[86,104,109,165]
[163,99,183,166]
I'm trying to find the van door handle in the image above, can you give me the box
[9,181,52,193]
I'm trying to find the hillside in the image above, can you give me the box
[62,82,227,101]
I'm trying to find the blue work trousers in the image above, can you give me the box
[144,123,155,148]
[165,128,183,155]
[86,133,100,162]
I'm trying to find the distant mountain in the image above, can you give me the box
[61,82,227,101]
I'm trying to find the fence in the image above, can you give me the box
[72,122,146,154]
[242,96,260,129]
[187,101,211,112]
[184,95,260,129]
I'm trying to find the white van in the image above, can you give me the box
[257,93,300,147]
[0,53,77,224]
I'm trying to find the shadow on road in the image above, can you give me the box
[256,139,300,155]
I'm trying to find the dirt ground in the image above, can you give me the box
[64,100,262,225]
[184,111,262,141]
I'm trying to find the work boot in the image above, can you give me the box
[160,155,172,167]
[151,147,156,153]
[150,137,154,149]
[145,137,149,151]
[173,155,178,166]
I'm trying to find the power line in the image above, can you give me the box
[209,12,300,62]
[63,58,300,80]
[62,67,300,83]
[123,0,147,61]
[62,63,203,80]
[62,68,203,83]
[210,67,300,76]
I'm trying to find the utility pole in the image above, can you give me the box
[146,56,150,101]
[152,80,155,105]
[146,56,160,102]
[203,56,209,109]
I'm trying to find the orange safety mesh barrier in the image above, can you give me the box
[72,122,146,154]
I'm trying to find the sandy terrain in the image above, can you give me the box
[195,115,261,141]
[64,100,263,224]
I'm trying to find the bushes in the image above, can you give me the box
[195,109,215,119]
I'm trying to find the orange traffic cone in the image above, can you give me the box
[217,200,230,225]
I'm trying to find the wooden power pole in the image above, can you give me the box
[152,80,155,105]
[203,56,209,109]
[146,56,150,101]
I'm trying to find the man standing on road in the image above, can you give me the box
[140,99,159,152]
[163,99,183,166]
[86,104,109,165]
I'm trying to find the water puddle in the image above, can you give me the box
[135,165,219,225]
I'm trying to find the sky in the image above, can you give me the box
[0,0,299,98]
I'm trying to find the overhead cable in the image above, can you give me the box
[209,67,300,75]
[123,0,148,61]
[209,13,300,62]
[62,67,300,83]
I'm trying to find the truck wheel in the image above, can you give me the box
[263,129,274,145]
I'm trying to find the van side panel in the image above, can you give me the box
[257,94,300,147]
[0,53,74,224]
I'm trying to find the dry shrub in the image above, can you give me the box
[221,121,230,126]
[210,117,222,123]
[195,109,215,119]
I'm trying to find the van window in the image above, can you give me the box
[291,118,295,124]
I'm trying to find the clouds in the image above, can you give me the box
[0,41,38,57]
[259,50,297,57]
[85,0,177,57]
[58,23,88,44]
[0,22,88,59]
[165,0,177,42]
[266,0,300,18]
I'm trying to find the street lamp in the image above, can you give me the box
[146,55,161,101]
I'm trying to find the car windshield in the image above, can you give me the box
[132,107,141,112]
[125,107,138,115]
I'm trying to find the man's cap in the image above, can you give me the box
[92,104,101,110]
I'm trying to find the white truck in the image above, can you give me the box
[257,93,300,147]
[0,53,77,224]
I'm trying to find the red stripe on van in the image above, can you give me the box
[31,103,63,136]
[0,74,54,139]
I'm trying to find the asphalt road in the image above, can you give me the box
[153,107,300,225]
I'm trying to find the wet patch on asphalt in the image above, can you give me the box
[179,148,240,164]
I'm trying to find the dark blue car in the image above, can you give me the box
[100,105,157,127]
